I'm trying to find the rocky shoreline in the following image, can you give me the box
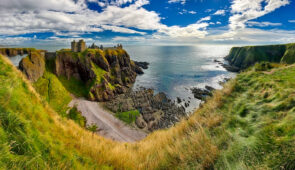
[104,88,186,132]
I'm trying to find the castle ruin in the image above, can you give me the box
[71,40,86,52]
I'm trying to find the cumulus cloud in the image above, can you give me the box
[0,0,158,35]
[213,10,226,15]
[157,22,209,38]
[289,20,295,23]
[0,0,85,12]
[0,0,211,41]
[197,16,211,23]
[229,0,289,30]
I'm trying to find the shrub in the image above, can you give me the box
[116,110,140,124]
[67,105,86,128]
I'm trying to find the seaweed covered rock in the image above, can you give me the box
[55,48,140,101]
[19,52,45,82]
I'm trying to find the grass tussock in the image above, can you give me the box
[1,54,295,169]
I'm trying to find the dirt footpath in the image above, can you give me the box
[69,98,147,142]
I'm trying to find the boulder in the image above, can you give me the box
[134,61,149,69]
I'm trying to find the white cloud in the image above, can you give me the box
[0,0,159,35]
[0,0,85,12]
[101,25,146,34]
[216,21,222,24]
[210,28,295,44]
[229,0,289,30]
[289,20,295,23]
[197,16,211,23]
[157,22,209,38]
[247,21,282,27]
[112,36,145,41]
[213,10,225,15]
[168,0,186,5]
[178,9,197,15]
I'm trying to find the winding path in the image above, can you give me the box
[69,98,147,142]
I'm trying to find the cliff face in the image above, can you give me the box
[19,51,45,82]
[55,48,142,101]
[225,43,295,70]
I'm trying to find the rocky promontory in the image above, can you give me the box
[55,48,143,101]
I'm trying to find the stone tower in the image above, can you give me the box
[71,40,78,52]
[78,39,86,52]
[71,39,86,52]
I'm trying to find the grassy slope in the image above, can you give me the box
[0,55,105,169]
[213,64,295,169]
[1,54,295,169]
[34,71,72,116]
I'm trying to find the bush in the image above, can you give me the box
[254,62,273,71]
[67,105,86,127]
[116,110,140,124]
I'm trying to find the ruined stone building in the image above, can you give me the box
[71,40,86,52]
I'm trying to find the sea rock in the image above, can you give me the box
[205,85,215,91]
[221,63,240,72]
[177,97,182,103]
[134,61,149,69]
[191,86,215,101]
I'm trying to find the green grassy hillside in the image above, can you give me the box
[225,43,295,69]
[0,55,104,169]
[1,53,295,169]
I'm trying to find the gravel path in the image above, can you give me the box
[69,98,147,142]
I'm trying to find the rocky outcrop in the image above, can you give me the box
[134,61,149,69]
[104,89,186,131]
[55,48,141,101]
[191,86,215,101]
[224,43,295,71]
[19,52,45,82]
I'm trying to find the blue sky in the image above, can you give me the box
[0,0,295,47]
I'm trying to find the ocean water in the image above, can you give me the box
[124,45,236,112]
[9,54,27,66]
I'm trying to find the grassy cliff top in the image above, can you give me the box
[1,53,295,169]
[225,43,295,69]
